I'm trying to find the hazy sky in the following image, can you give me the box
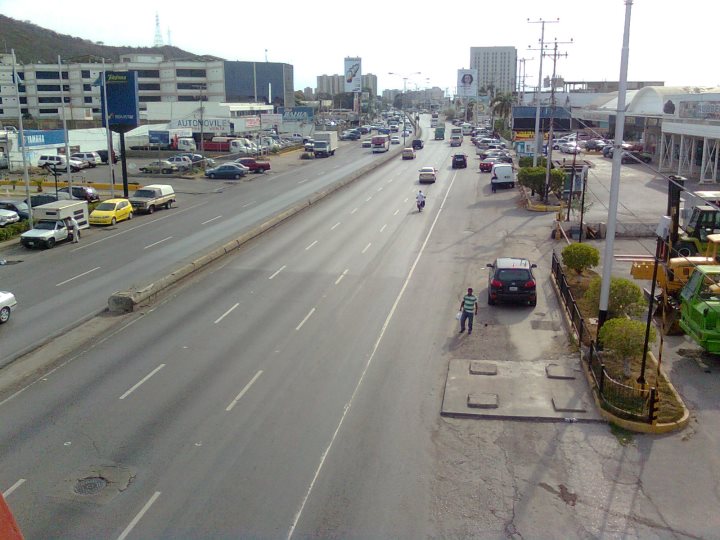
[0,0,715,94]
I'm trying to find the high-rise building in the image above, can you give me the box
[469,46,517,96]
[361,74,377,97]
[316,73,377,97]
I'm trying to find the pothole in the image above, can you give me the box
[73,476,108,495]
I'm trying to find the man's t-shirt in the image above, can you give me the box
[462,294,478,313]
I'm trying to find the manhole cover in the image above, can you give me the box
[73,476,108,495]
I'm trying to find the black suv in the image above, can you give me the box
[452,154,468,169]
[486,257,537,306]
[412,139,424,150]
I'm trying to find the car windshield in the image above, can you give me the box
[34,221,57,230]
[497,269,531,281]
[134,189,156,198]
[95,202,117,211]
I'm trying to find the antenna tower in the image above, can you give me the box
[153,13,164,47]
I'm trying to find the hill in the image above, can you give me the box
[0,14,223,64]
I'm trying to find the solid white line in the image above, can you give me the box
[119,364,166,400]
[361,243,371,254]
[379,224,387,233]
[201,215,223,225]
[214,302,239,324]
[286,171,459,540]
[298,178,309,184]
[295,307,316,331]
[225,370,263,412]
[305,240,318,251]
[268,265,287,280]
[144,236,173,249]
[330,222,341,231]
[241,200,256,208]
[387,178,393,183]
[3,478,25,498]
[365,196,372,202]
[350,208,358,214]
[117,491,162,540]
[393,209,399,216]
[377,187,383,192]
[334,269,349,285]
[56,266,101,287]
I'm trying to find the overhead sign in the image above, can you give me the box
[101,71,139,133]
[21,129,65,147]
[457,69,478,98]
[344,57,362,93]
[169,117,235,134]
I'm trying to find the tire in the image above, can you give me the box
[165,201,172,209]
[675,243,696,257]
[111,217,116,226]
[128,212,133,220]
[45,238,56,249]
[148,205,155,214]
[234,174,241,179]
[510,183,515,188]
[529,298,537,307]
[0,306,10,324]
[162,169,171,174]
[209,173,216,179]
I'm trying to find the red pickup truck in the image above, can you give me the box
[235,158,271,173]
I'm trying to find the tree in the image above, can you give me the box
[562,243,600,274]
[490,92,515,121]
[517,166,564,199]
[598,318,656,378]
[294,90,306,102]
[583,276,646,319]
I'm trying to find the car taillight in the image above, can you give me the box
[491,279,503,287]
[524,280,536,288]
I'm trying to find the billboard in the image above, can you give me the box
[277,106,314,122]
[101,71,139,133]
[344,57,362,93]
[457,69,478,98]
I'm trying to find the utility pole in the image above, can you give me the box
[517,57,533,104]
[528,18,559,166]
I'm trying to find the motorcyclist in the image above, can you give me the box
[416,190,426,212]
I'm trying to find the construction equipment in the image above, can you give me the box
[673,205,720,257]
[679,264,720,353]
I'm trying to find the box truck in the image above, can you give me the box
[313,132,338,157]
[20,200,89,249]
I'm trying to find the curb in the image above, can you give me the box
[549,268,690,433]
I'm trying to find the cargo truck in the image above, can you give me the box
[313,132,338,157]
[128,129,195,152]
[20,200,89,249]
[434,127,445,140]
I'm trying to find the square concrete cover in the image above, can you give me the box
[470,361,498,375]
[468,392,498,408]
[546,363,577,380]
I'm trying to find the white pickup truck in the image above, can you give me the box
[20,200,89,249]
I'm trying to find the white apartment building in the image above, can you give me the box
[470,46,517,96]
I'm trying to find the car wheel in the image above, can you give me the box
[45,238,56,249]
[165,201,172,209]
[209,173,216,179]
[128,211,133,220]
[529,298,537,307]
[0,306,10,324]
[234,174,241,179]
[162,169,171,174]
[148,205,155,214]
[675,242,696,257]
[110,217,116,226]
[488,293,496,306]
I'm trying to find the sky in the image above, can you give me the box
[0,0,716,94]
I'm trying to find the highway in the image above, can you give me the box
[0,137,399,365]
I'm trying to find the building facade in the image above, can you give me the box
[0,53,294,126]
[315,73,377,97]
[469,46,517,96]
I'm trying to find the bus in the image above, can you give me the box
[371,134,390,153]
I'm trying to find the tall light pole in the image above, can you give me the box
[388,71,420,146]
[528,17,559,166]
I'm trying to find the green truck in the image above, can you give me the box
[434,126,445,140]
[679,265,720,353]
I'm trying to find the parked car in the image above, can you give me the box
[70,151,102,168]
[621,150,653,164]
[25,194,59,207]
[38,155,85,173]
[95,149,119,164]
[479,157,499,172]
[418,166,437,184]
[235,158,271,173]
[89,198,133,226]
[57,185,100,202]
[0,200,29,220]
[486,257,537,306]
[166,155,193,171]
[0,209,19,227]
[0,291,17,324]
[204,163,249,179]
[176,153,207,164]
[452,154,468,169]
[559,142,581,154]
[139,160,179,174]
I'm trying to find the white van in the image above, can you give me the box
[490,164,515,192]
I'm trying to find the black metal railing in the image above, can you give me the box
[552,252,658,423]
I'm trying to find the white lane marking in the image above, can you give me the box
[350,208,358,214]
[361,243,372,254]
[298,178,309,184]
[404,197,409,203]
[214,302,239,324]
[268,265,287,280]
[330,222,341,231]
[225,370,263,412]
[201,215,223,225]
[380,224,387,233]
[3,478,25,498]
[144,236,173,249]
[365,196,372,202]
[393,209,399,216]
[335,269,349,285]
[295,307,316,331]
[287,171,460,540]
[376,187,383,192]
[119,364,166,400]
[71,200,208,252]
[241,200,256,208]
[305,240,318,251]
[387,178,393,183]
[56,266,101,287]
[117,491,162,540]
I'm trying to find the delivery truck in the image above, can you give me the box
[20,200,89,249]
[313,131,338,157]
[128,129,195,151]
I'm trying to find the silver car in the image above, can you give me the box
[0,291,17,323]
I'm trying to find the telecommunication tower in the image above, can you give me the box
[153,13,164,47]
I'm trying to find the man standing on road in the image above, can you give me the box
[67,216,80,243]
[459,287,478,334]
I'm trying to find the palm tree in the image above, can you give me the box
[489,92,516,135]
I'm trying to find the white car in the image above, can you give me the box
[418,166,437,184]
[390,136,401,145]
[0,291,17,323]
[0,209,19,227]
[166,155,193,171]
[362,139,372,148]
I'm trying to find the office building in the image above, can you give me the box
[469,46,517,95]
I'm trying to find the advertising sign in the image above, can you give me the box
[457,69,478,98]
[169,117,235,134]
[344,57,362,93]
[21,129,65,147]
[675,96,720,120]
[278,106,314,122]
[101,71,139,133]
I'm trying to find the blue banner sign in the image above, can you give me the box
[277,106,314,122]
[101,71,140,133]
[22,129,65,147]
[512,106,572,119]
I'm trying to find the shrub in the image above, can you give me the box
[0,220,31,241]
[517,166,564,199]
[599,318,656,378]
[584,276,645,319]
[518,156,547,168]
[562,243,600,274]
